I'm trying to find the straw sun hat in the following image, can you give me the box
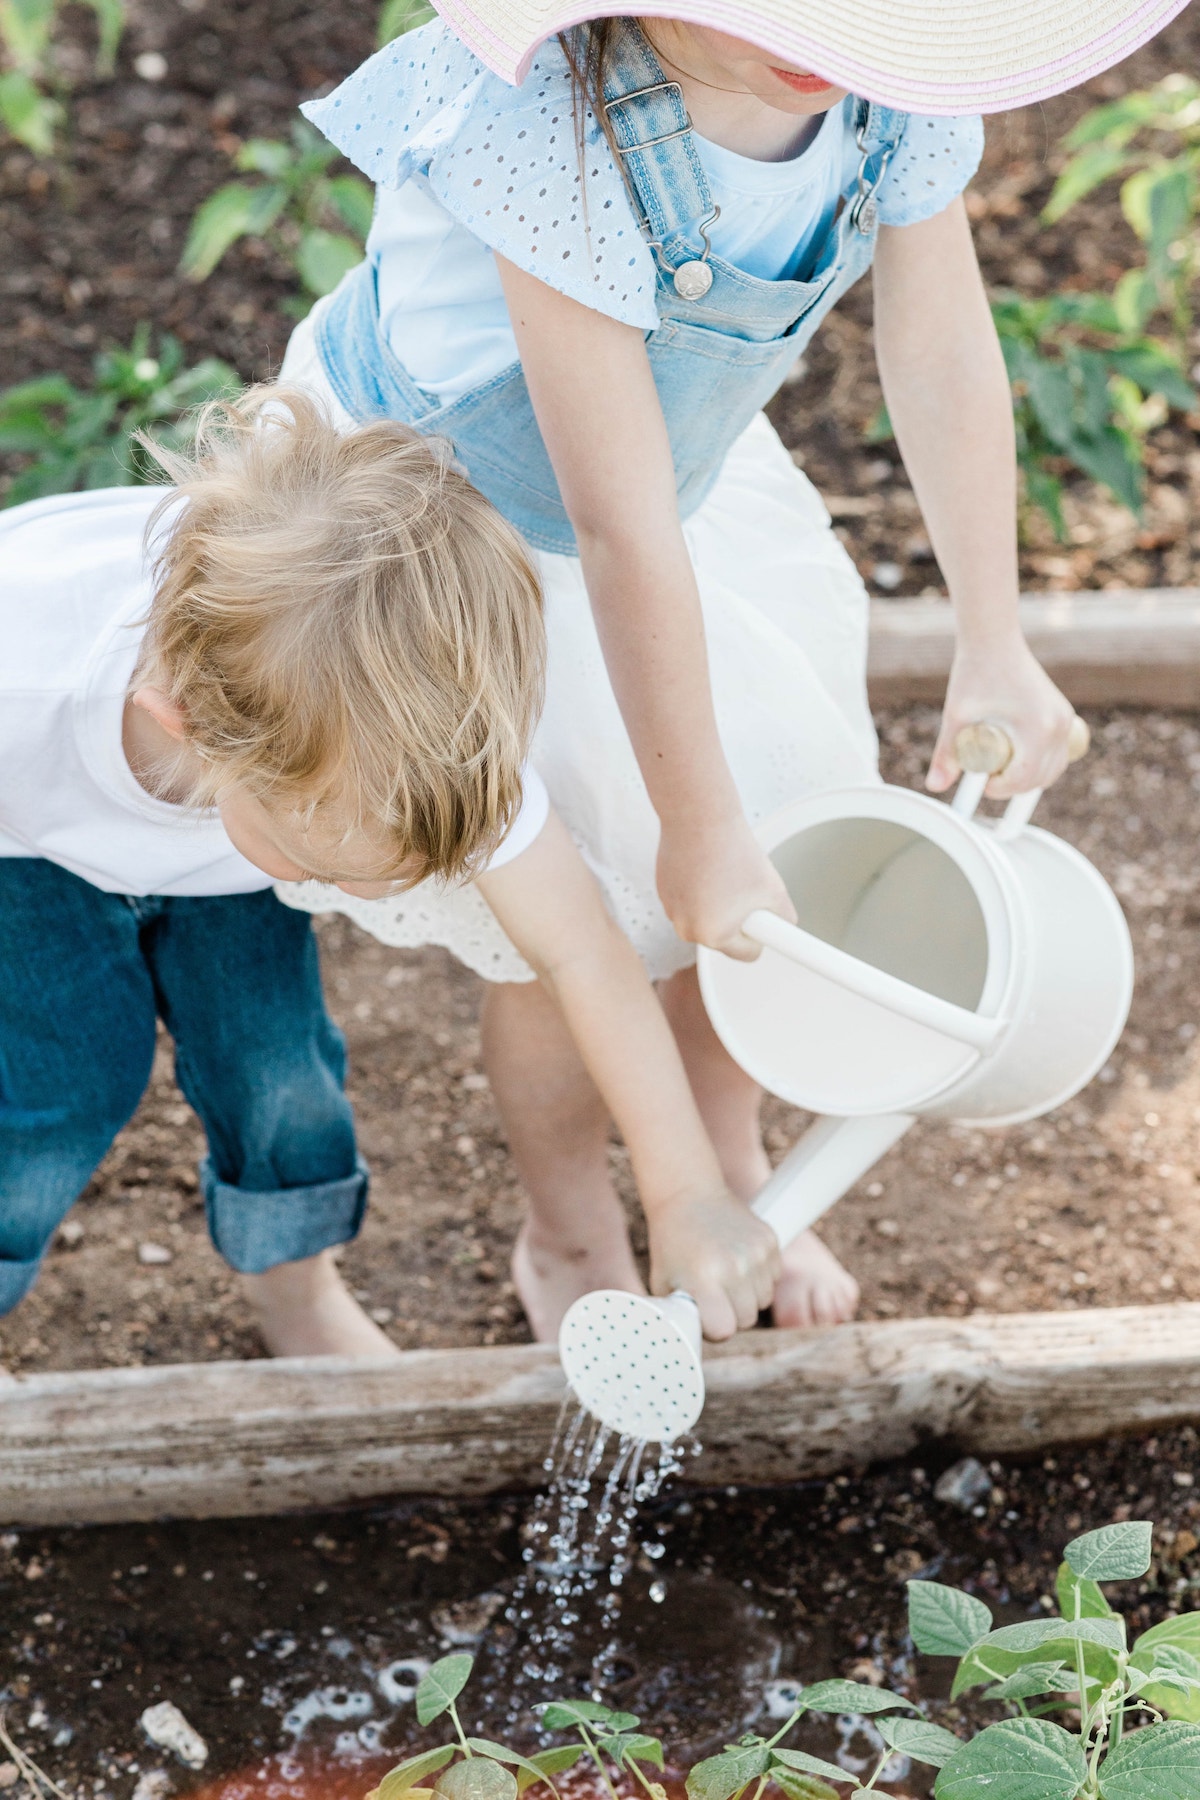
[434,0,1191,112]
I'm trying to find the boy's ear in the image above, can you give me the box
[131,685,188,743]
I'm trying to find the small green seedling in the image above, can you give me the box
[0,326,238,505]
[0,0,124,153]
[1044,74,1200,354]
[180,118,374,311]
[684,1678,930,1800]
[368,1655,570,1800]
[909,1518,1200,1797]
[538,1697,667,1800]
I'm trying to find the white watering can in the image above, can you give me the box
[559,719,1133,1443]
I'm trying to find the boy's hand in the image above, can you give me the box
[927,632,1077,799]
[648,1190,782,1341]
[656,808,796,960]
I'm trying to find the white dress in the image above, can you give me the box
[278,23,984,981]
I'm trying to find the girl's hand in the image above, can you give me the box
[648,1189,782,1341]
[927,632,1077,799]
[657,807,797,959]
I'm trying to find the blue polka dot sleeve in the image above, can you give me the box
[876,113,985,226]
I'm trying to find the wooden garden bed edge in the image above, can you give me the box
[2,1302,1198,1526]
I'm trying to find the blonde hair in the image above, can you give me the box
[137,385,545,886]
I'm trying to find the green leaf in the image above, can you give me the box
[81,0,123,74]
[1043,143,1130,222]
[514,1749,583,1794]
[378,0,436,44]
[179,180,288,279]
[0,66,61,153]
[983,1664,1076,1703]
[1105,342,1196,411]
[934,1718,1088,1800]
[415,1653,474,1726]
[795,1680,911,1716]
[1065,1522,1154,1583]
[952,1628,1121,1702]
[236,135,295,179]
[769,1750,857,1788]
[769,1774,839,1800]
[1131,1618,1200,1721]
[977,1617,1125,1657]
[372,1748,456,1800]
[908,1582,994,1658]
[597,1734,664,1770]
[0,0,57,72]
[686,1745,772,1800]
[435,1764,517,1800]
[1098,1719,1200,1798]
[539,1701,636,1730]
[876,1717,962,1768]
[1070,423,1145,515]
[325,172,375,240]
[1057,1560,1115,1622]
[1112,267,1160,333]
[295,226,364,297]
[466,1742,564,1793]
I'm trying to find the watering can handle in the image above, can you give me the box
[952,716,1090,833]
[741,910,1003,1051]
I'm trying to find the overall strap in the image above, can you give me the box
[847,97,905,233]
[595,21,715,251]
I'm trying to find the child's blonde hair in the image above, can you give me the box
[139,385,545,885]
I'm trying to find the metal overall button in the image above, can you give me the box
[672,202,720,298]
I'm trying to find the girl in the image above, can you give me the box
[280,0,1179,1337]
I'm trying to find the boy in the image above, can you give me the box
[0,387,777,1357]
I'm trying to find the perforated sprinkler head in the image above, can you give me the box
[557,1290,705,1443]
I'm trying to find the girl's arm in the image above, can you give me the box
[873,198,1076,797]
[477,810,781,1339]
[495,253,794,960]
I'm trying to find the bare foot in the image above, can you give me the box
[771,1229,860,1329]
[512,1219,645,1343]
[242,1249,401,1359]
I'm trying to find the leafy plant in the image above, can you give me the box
[180,118,374,311]
[1044,75,1200,354]
[0,326,238,506]
[684,1679,933,1800]
[991,289,1196,539]
[367,1655,573,1800]
[909,1518,1200,1797]
[0,0,124,153]
[378,0,435,46]
[366,1527,1200,1800]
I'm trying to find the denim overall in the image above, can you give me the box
[316,23,906,556]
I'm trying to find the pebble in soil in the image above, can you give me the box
[4,1427,1200,1800]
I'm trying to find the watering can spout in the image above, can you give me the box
[558,1113,914,1442]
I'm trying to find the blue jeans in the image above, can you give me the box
[0,859,369,1314]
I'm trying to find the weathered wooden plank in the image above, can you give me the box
[2,1304,1198,1525]
[868,591,1200,708]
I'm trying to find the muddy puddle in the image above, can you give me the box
[3,1425,1199,1800]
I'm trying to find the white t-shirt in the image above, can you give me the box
[0,487,549,897]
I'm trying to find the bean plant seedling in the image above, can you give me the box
[370,1522,1200,1800]
[0,325,238,505]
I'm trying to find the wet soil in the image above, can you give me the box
[4,706,1199,1374]
[3,1426,1200,1800]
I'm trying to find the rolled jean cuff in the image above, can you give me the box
[0,1254,42,1316]
[202,1156,369,1274]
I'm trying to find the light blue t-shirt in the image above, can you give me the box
[304,21,984,407]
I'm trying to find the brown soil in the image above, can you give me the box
[4,705,1199,1374]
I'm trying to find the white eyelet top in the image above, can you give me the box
[302,21,983,400]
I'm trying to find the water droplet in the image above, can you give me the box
[648,1580,666,1604]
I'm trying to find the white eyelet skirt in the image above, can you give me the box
[276,312,880,984]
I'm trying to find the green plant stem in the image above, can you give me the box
[447,1701,473,1757]
[574,1725,621,1800]
[764,1710,804,1749]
